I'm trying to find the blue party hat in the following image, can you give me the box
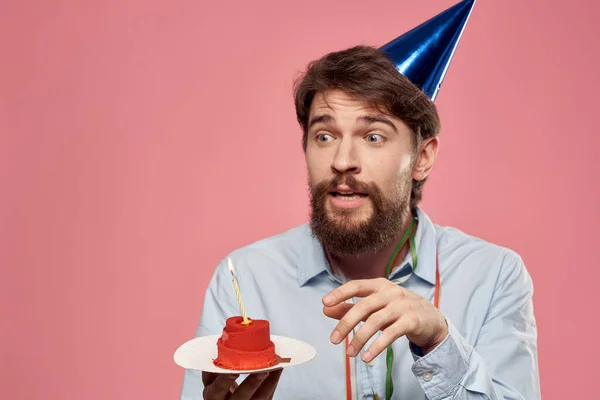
[380,0,476,100]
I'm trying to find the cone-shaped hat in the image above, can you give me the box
[380,0,476,100]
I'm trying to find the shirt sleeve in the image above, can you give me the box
[410,252,541,399]
[179,258,239,400]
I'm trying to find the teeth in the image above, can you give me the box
[337,194,360,200]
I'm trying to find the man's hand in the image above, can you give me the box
[202,369,283,400]
[322,278,448,362]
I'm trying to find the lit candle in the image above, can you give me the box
[227,257,251,325]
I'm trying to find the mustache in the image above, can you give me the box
[324,174,371,194]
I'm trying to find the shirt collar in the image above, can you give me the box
[296,207,438,287]
[390,207,437,285]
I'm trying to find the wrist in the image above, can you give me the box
[420,338,443,355]
[417,320,449,356]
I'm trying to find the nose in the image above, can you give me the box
[331,138,361,175]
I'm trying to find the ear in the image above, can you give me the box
[411,137,439,181]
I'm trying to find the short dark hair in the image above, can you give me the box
[292,45,441,211]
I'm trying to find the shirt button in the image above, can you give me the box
[423,371,433,382]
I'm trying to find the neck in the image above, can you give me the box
[327,213,415,280]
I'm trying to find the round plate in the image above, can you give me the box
[173,335,317,374]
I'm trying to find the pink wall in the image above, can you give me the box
[1,0,599,398]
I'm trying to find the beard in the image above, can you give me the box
[308,172,412,257]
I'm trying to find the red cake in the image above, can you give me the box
[213,316,278,370]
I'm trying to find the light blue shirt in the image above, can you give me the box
[180,208,540,399]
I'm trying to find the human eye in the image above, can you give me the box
[365,133,386,144]
[315,133,334,143]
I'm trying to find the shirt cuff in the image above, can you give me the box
[410,317,470,400]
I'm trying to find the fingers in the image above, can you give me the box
[322,278,388,306]
[363,316,417,363]
[346,308,397,358]
[202,372,240,387]
[322,302,353,320]
[203,373,239,399]
[249,369,283,400]
[229,372,269,399]
[329,291,390,345]
[202,369,283,400]
[202,372,218,387]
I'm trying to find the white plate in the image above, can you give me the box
[174,335,317,374]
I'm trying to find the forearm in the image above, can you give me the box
[411,318,537,400]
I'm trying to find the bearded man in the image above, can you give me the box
[179,43,540,400]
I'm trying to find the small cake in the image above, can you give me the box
[213,316,278,370]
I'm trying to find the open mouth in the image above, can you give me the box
[329,191,368,201]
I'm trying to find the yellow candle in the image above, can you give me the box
[228,257,251,325]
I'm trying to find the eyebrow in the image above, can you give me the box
[358,115,398,133]
[308,114,398,133]
[308,114,333,129]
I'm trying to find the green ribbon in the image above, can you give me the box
[383,217,418,400]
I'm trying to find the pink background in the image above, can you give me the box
[1,0,599,398]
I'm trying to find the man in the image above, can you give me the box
[179,43,540,399]
[180,2,540,398]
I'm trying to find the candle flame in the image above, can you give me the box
[227,257,235,276]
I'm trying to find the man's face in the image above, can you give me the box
[306,90,417,256]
